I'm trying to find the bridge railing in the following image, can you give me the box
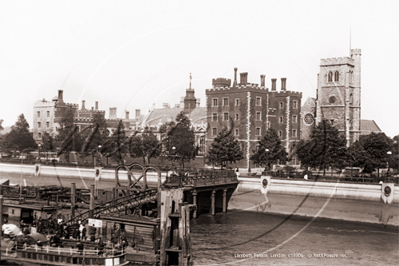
[164,169,237,187]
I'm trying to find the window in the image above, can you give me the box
[293,115,297,123]
[304,113,314,125]
[279,102,284,109]
[256,112,261,121]
[267,121,271,129]
[212,128,217,136]
[235,113,239,120]
[279,117,283,123]
[334,71,339,82]
[223,112,229,121]
[212,98,218,107]
[256,97,261,106]
[292,129,297,137]
[235,129,239,136]
[37,111,40,117]
[328,71,333,82]
[38,122,41,128]
[278,130,282,138]
[47,111,50,117]
[256,127,261,136]
[330,120,334,126]
[212,113,218,122]
[223,97,229,106]
[235,98,240,106]
[293,101,297,109]
[46,122,49,127]
[329,96,336,104]
[38,132,42,139]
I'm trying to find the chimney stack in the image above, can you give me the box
[260,75,266,87]
[196,98,200,107]
[135,109,141,119]
[281,78,286,91]
[109,107,117,119]
[58,90,63,101]
[95,101,98,110]
[240,72,248,85]
[125,111,129,119]
[82,100,85,110]
[233,68,238,87]
[271,79,277,91]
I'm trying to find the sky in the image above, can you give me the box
[0,0,398,138]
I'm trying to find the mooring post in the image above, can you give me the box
[223,189,227,214]
[211,190,216,216]
[71,183,76,219]
[89,184,95,218]
[192,190,197,219]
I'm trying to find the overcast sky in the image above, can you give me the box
[1,0,398,137]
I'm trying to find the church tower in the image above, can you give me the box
[315,49,361,147]
[184,73,197,113]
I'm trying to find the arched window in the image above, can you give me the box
[328,71,333,82]
[334,71,339,82]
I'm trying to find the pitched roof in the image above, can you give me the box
[142,107,207,128]
[360,120,382,135]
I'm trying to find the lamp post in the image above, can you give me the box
[387,151,392,182]
[38,144,41,163]
[265,148,269,173]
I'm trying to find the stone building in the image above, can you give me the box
[206,68,302,169]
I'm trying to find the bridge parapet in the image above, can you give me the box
[164,169,238,188]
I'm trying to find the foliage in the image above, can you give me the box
[164,111,196,169]
[295,120,347,173]
[3,114,37,152]
[208,127,243,168]
[129,127,161,165]
[105,120,127,164]
[359,132,391,172]
[250,128,288,170]
[55,106,83,155]
[41,132,55,152]
[0,119,3,131]
[389,135,399,172]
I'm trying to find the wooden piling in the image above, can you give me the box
[71,183,76,219]
[89,184,95,218]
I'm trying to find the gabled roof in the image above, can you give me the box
[360,120,382,135]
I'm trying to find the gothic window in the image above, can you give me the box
[267,121,271,129]
[256,127,261,136]
[256,112,261,121]
[293,115,297,123]
[293,101,298,109]
[223,97,229,106]
[38,122,41,128]
[334,71,339,82]
[279,102,284,109]
[328,71,333,82]
[212,113,218,122]
[235,113,239,120]
[37,111,40,117]
[304,113,314,125]
[235,98,240,106]
[256,97,261,106]
[223,112,229,121]
[47,111,50,117]
[235,129,239,136]
[279,117,283,123]
[292,129,297,137]
[212,98,218,107]
[278,130,283,138]
[212,128,217,136]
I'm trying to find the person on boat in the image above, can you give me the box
[98,238,105,256]
[77,241,84,255]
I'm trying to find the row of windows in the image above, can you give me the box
[327,71,340,82]
[211,128,298,137]
[37,111,50,118]
[211,113,299,123]
[38,122,50,128]
[211,98,298,109]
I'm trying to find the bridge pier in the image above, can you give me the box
[223,189,227,214]
[211,190,216,216]
[192,190,197,219]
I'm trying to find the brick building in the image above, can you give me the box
[206,68,302,169]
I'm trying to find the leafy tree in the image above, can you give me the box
[347,140,373,172]
[208,127,243,168]
[360,132,391,174]
[165,111,196,169]
[250,128,287,171]
[296,120,347,175]
[389,135,399,172]
[4,114,37,152]
[105,120,127,165]
[55,106,83,157]
[0,119,3,131]
[129,127,161,165]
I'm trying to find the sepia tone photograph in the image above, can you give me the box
[0,1,398,265]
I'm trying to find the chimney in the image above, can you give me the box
[240,72,248,85]
[82,100,85,110]
[196,98,200,107]
[260,75,266,87]
[91,107,94,110]
[281,78,286,91]
[175,104,180,108]
[135,109,141,118]
[95,101,98,110]
[58,90,63,101]
[109,107,117,119]
[233,68,238,87]
[163,103,170,108]
[125,111,129,119]
[271,79,277,91]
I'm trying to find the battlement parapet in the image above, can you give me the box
[74,117,94,122]
[274,90,302,97]
[34,100,55,107]
[320,57,354,66]
[351,48,361,55]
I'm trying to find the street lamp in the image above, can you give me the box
[265,148,269,173]
[38,144,41,163]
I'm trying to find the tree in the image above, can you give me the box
[359,132,391,174]
[129,127,161,165]
[4,114,37,152]
[208,127,243,168]
[0,119,3,132]
[250,128,287,171]
[165,111,196,169]
[389,135,399,172]
[347,140,373,172]
[105,120,127,165]
[296,120,347,175]
[55,106,83,158]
